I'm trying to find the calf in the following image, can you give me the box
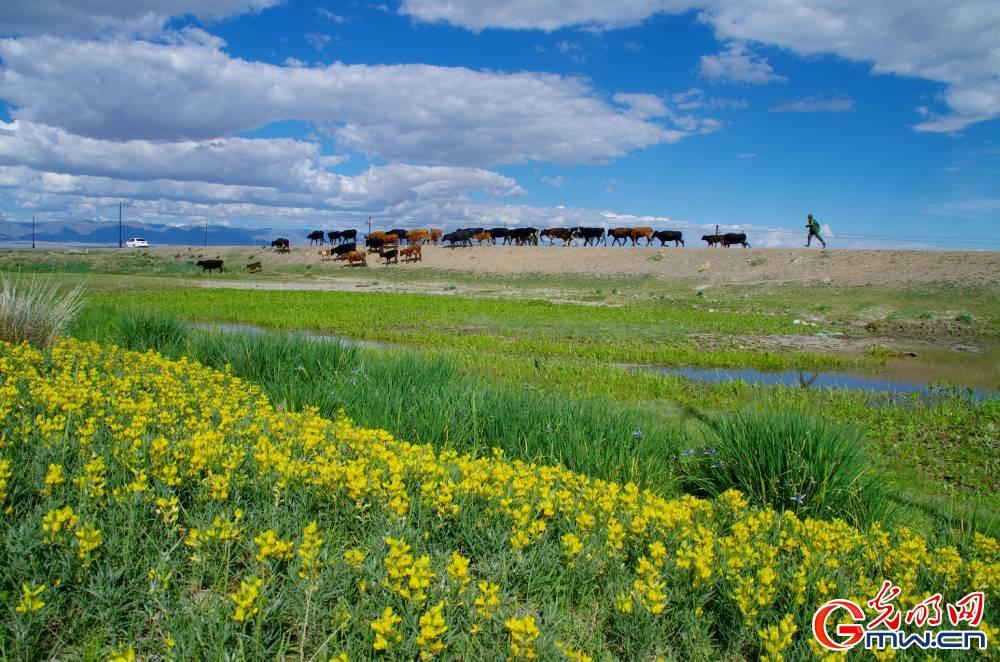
[652,230,684,247]
[442,229,474,247]
[541,227,574,245]
[609,227,633,246]
[630,226,654,246]
[571,227,605,246]
[307,230,325,245]
[474,231,493,245]
[196,259,224,273]
[344,250,367,267]
[401,244,422,262]
[380,248,399,265]
[701,234,723,247]
[722,232,750,248]
[246,261,262,273]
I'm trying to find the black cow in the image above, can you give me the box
[331,242,357,259]
[196,259,224,273]
[653,230,685,247]
[380,248,399,265]
[701,234,723,247]
[442,230,474,247]
[571,227,605,246]
[722,232,750,248]
[339,229,357,244]
[271,238,289,250]
[327,230,342,244]
[455,227,485,235]
[365,237,385,254]
[509,227,539,245]
[307,230,325,245]
[387,229,410,243]
[488,227,511,244]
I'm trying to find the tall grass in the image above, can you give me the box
[680,408,892,527]
[0,274,84,347]
[78,309,683,491]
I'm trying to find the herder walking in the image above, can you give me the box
[805,214,826,248]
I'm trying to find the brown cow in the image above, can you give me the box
[407,228,432,245]
[430,228,442,245]
[368,230,386,242]
[344,250,367,267]
[246,261,262,273]
[401,244,422,262]
[630,226,654,246]
[541,227,573,245]
[383,233,399,247]
[474,231,492,245]
[609,227,633,246]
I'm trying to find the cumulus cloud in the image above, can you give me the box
[400,0,1000,132]
[699,42,785,84]
[0,0,280,37]
[769,96,853,113]
[0,36,680,167]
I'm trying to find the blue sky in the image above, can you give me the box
[0,1,998,247]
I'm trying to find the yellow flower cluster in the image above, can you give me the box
[0,338,996,660]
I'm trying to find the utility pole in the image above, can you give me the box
[204,221,208,247]
[32,215,35,249]
[119,202,124,247]
[368,215,372,237]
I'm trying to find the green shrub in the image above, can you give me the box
[113,310,191,355]
[680,408,891,527]
[0,274,84,347]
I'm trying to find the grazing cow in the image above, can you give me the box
[487,228,510,244]
[271,237,289,249]
[246,261,262,273]
[430,228,442,245]
[407,229,432,245]
[326,230,342,244]
[701,234,723,247]
[196,259,224,273]
[630,226,654,246]
[442,230,474,247]
[366,237,385,254]
[401,244,422,262]
[307,230,325,245]
[474,231,493,245]
[571,227,605,246]
[380,248,399,265]
[388,229,409,243]
[332,242,357,259]
[722,232,750,248]
[609,227,633,246]
[652,230,685,247]
[344,250,367,267]
[541,227,574,245]
[509,227,539,245]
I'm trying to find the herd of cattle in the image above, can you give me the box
[194,225,750,271]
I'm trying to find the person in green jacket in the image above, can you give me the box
[805,214,826,248]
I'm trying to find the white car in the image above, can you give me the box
[124,237,149,248]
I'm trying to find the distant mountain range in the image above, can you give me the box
[0,219,287,246]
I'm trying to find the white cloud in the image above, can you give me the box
[0,36,681,167]
[541,175,565,188]
[305,33,332,50]
[614,93,722,134]
[0,0,281,37]
[400,0,1000,132]
[770,95,854,113]
[699,41,785,84]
